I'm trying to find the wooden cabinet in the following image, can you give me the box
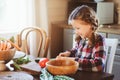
[50,23,64,58]
[63,29,74,51]
[50,21,73,58]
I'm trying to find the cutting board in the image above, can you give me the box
[0,71,33,80]
[19,61,41,75]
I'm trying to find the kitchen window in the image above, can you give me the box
[0,0,35,35]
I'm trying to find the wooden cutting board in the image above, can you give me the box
[0,71,33,80]
[19,61,41,75]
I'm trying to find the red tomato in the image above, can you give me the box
[39,58,49,68]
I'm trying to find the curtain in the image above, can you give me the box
[0,0,37,57]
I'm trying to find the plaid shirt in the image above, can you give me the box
[69,34,106,72]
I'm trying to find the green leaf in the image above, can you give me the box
[13,56,31,65]
[13,62,22,70]
[9,36,15,43]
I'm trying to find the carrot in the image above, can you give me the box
[0,41,2,51]
[7,40,22,51]
[6,42,12,50]
[3,41,7,50]
[0,40,4,50]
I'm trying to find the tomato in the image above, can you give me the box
[39,58,49,68]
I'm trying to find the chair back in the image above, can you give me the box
[17,27,50,57]
[104,38,118,73]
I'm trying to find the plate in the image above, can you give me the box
[13,51,26,59]
[0,72,33,80]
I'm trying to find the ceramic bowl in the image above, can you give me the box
[46,59,79,75]
[94,0,104,2]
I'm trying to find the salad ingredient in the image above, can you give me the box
[39,58,49,68]
[13,56,30,65]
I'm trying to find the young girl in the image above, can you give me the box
[56,5,106,72]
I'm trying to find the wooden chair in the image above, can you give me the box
[104,38,118,73]
[17,27,50,57]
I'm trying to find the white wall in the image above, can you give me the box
[35,0,69,35]
[35,0,69,57]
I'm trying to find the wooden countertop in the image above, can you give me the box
[52,21,73,29]
[97,24,120,35]
[52,21,120,35]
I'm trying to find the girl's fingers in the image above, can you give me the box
[56,56,66,60]
[59,53,66,57]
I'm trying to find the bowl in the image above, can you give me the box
[0,48,16,63]
[46,59,79,75]
[94,0,104,2]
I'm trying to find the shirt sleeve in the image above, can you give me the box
[67,41,78,57]
[75,39,106,72]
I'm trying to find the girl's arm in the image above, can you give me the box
[58,41,79,57]
[75,41,106,72]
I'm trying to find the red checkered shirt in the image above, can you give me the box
[69,34,106,72]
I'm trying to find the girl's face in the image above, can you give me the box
[71,19,93,39]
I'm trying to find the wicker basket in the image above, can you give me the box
[0,48,16,63]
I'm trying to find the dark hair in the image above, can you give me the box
[68,5,99,47]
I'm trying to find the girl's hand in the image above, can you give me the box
[56,56,75,61]
[56,56,65,60]
[58,51,71,57]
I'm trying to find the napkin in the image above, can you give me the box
[40,68,74,80]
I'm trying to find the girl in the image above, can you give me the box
[56,5,106,72]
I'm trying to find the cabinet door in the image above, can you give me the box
[108,34,120,41]
[112,55,120,80]
[98,32,106,38]
[63,29,74,51]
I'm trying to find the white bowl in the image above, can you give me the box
[94,0,104,2]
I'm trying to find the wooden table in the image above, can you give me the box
[33,70,114,80]
[4,51,114,80]
[68,70,114,80]
[0,70,114,80]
